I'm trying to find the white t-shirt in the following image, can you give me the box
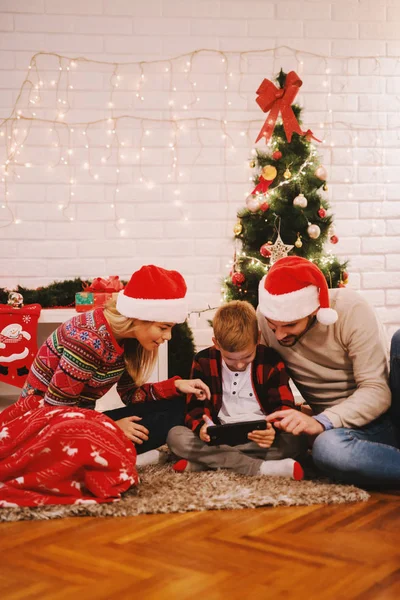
[218,360,264,424]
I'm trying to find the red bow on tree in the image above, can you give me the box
[255,71,320,144]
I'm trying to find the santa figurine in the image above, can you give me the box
[0,322,31,377]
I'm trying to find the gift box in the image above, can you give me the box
[75,276,124,313]
[75,291,94,312]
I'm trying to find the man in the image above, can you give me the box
[256,256,400,487]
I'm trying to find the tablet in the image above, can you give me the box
[207,419,267,446]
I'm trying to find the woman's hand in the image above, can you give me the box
[115,416,149,444]
[175,379,211,400]
[248,422,275,448]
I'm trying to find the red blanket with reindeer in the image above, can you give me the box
[0,395,138,507]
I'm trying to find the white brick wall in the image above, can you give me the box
[0,0,399,349]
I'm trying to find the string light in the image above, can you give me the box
[0,48,394,232]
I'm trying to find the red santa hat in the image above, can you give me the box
[258,256,338,325]
[116,265,188,323]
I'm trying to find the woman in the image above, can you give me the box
[0,265,210,507]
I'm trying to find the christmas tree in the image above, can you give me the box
[223,70,348,308]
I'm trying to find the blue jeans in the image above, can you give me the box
[312,330,400,488]
[389,329,400,425]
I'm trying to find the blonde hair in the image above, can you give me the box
[103,296,157,386]
[213,300,258,352]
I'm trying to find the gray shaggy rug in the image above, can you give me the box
[0,464,369,522]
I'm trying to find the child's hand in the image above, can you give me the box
[199,416,211,443]
[248,422,275,448]
[115,416,149,444]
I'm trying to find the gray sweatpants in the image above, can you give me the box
[167,425,308,476]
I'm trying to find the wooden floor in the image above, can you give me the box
[1,490,399,600]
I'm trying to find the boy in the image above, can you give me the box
[167,301,307,479]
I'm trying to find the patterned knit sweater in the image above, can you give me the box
[23,308,178,409]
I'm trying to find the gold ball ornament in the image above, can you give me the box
[249,160,256,168]
[262,165,277,180]
[245,194,261,213]
[293,193,308,208]
[315,165,327,180]
[323,183,328,191]
[283,168,292,179]
[294,234,303,248]
[307,223,321,239]
[233,221,242,236]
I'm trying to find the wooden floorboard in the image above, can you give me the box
[0,490,399,600]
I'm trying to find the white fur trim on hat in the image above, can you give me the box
[316,307,338,325]
[116,290,188,323]
[258,279,320,322]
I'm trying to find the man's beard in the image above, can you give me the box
[277,315,317,347]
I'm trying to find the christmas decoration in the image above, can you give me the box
[0,279,195,380]
[232,272,245,286]
[75,291,95,312]
[262,165,277,181]
[0,303,41,387]
[260,243,272,258]
[323,183,328,191]
[295,233,303,248]
[7,292,24,308]
[255,71,319,144]
[330,235,339,244]
[245,194,261,212]
[249,160,256,168]
[268,233,294,263]
[293,193,308,208]
[249,168,276,198]
[307,224,321,239]
[76,276,124,312]
[233,221,243,235]
[315,165,327,180]
[223,69,348,308]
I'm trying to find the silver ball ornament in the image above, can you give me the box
[245,194,261,213]
[307,224,321,239]
[315,165,327,180]
[293,193,308,208]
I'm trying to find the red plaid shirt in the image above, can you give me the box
[185,344,296,434]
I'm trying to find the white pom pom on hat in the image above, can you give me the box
[258,256,338,325]
[116,265,188,323]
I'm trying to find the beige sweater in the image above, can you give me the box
[257,288,391,428]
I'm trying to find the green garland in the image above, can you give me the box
[0,278,196,379]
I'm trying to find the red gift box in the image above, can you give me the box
[76,276,124,312]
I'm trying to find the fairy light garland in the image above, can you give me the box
[0,47,394,234]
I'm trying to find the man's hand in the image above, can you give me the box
[115,416,149,444]
[266,409,324,436]
[175,378,211,400]
[248,421,275,448]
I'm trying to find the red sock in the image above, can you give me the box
[293,461,304,481]
[173,459,188,472]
